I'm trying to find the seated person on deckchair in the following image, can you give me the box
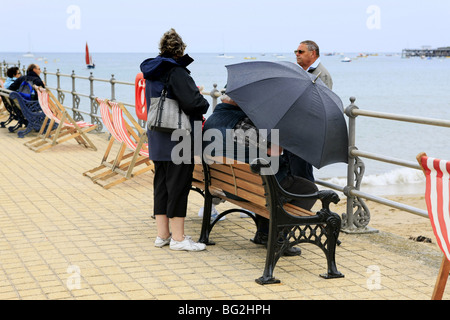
[202,94,318,256]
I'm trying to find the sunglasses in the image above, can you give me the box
[294,50,305,54]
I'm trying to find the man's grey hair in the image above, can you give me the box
[301,40,320,57]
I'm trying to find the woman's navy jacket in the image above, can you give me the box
[140,54,209,161]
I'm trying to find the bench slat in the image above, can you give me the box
[193,163,316,218]
[209,170,264,195]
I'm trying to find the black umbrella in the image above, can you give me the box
[225,61,348,169]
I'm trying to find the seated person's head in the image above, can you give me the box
[27,64,41,76]
[7,67,20,79]
[221,94,238,106]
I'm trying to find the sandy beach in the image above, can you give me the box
[332,193,444,266]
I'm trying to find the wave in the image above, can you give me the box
[324,167,425,187]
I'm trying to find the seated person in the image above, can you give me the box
[8,64,45,100]
[202,94,318,256]
[4,67,21,89]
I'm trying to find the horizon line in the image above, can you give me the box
[0,50,404,54]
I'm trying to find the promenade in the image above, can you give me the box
[0,120,447,301]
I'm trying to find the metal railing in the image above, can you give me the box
[3,60,448,234]
[316,97,450,233]
[1,60,222,131]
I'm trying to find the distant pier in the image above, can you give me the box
[402,46,450,58]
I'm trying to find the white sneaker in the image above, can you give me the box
[154,235,171,248]
[198,205,225,221]
[170,236,206,251]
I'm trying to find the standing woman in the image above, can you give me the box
[140,29,210,251]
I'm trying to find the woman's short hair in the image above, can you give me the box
[6,67,19,78]
[159,28,187,58]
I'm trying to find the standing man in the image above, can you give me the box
[295,40,333,90]
[286,40,334,183]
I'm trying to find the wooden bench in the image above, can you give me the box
[192,158,344,285]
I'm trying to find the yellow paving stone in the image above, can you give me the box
[1,127,449,300]
[92,283,120,295]
[123,290,155,300]
[0,291,19,299]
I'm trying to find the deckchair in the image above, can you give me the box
[25,87,97,152]
[417,152,450,300]
[83,98,153,189]
[83,98,133,185]
[0,79,7,120]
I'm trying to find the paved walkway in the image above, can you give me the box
[0,118,447,300]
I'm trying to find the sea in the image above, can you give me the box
[2,51,450,196]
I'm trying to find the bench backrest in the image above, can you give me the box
[193,160,315,219]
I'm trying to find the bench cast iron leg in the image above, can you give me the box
[198,193,215,245]
[320,209,345,279]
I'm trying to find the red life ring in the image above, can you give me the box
[135,72,147,121]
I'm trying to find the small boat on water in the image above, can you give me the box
[217,53,235,59]
[86,42,95,69]
[341,57,352,62]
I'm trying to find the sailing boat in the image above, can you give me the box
[23,34,34,58]
[85,42,95,69]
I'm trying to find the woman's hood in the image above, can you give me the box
[140,54,193,80]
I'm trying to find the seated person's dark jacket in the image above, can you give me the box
[202,102,317,210]
[8,70,45,92]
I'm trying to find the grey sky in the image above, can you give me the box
[2,0,449,53]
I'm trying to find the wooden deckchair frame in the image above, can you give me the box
[417,152,450,300]
[25,87,97,152]
[83,98,153,189]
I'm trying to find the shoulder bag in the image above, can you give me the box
[147,68,191,134]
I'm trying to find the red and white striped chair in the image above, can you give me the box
[109,100,152,178]
[84,98,153,189]
[110,101,149,158]
[83,98,128,186]
[417,152,450,300]
[25,87,97,152]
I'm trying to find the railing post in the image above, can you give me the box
[342,97,375,234]
[71,70,76,118]
[43,67,48,86]
[56,69,65,104]
[71,70,83,121]
[89,72,95,124]
[110,74,116,102]
[210,84,219,110]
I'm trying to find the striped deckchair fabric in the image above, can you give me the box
[417,152,450,300]
[83,98,153,189]
[25,87,97,152]
[110,101,149,157]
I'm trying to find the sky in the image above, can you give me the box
[2,0,450,54]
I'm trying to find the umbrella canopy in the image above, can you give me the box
[225,61,348,169]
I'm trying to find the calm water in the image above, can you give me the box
[3,51,450,194]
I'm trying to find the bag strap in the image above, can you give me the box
[152,67,181,129]
[162,67,185,130]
